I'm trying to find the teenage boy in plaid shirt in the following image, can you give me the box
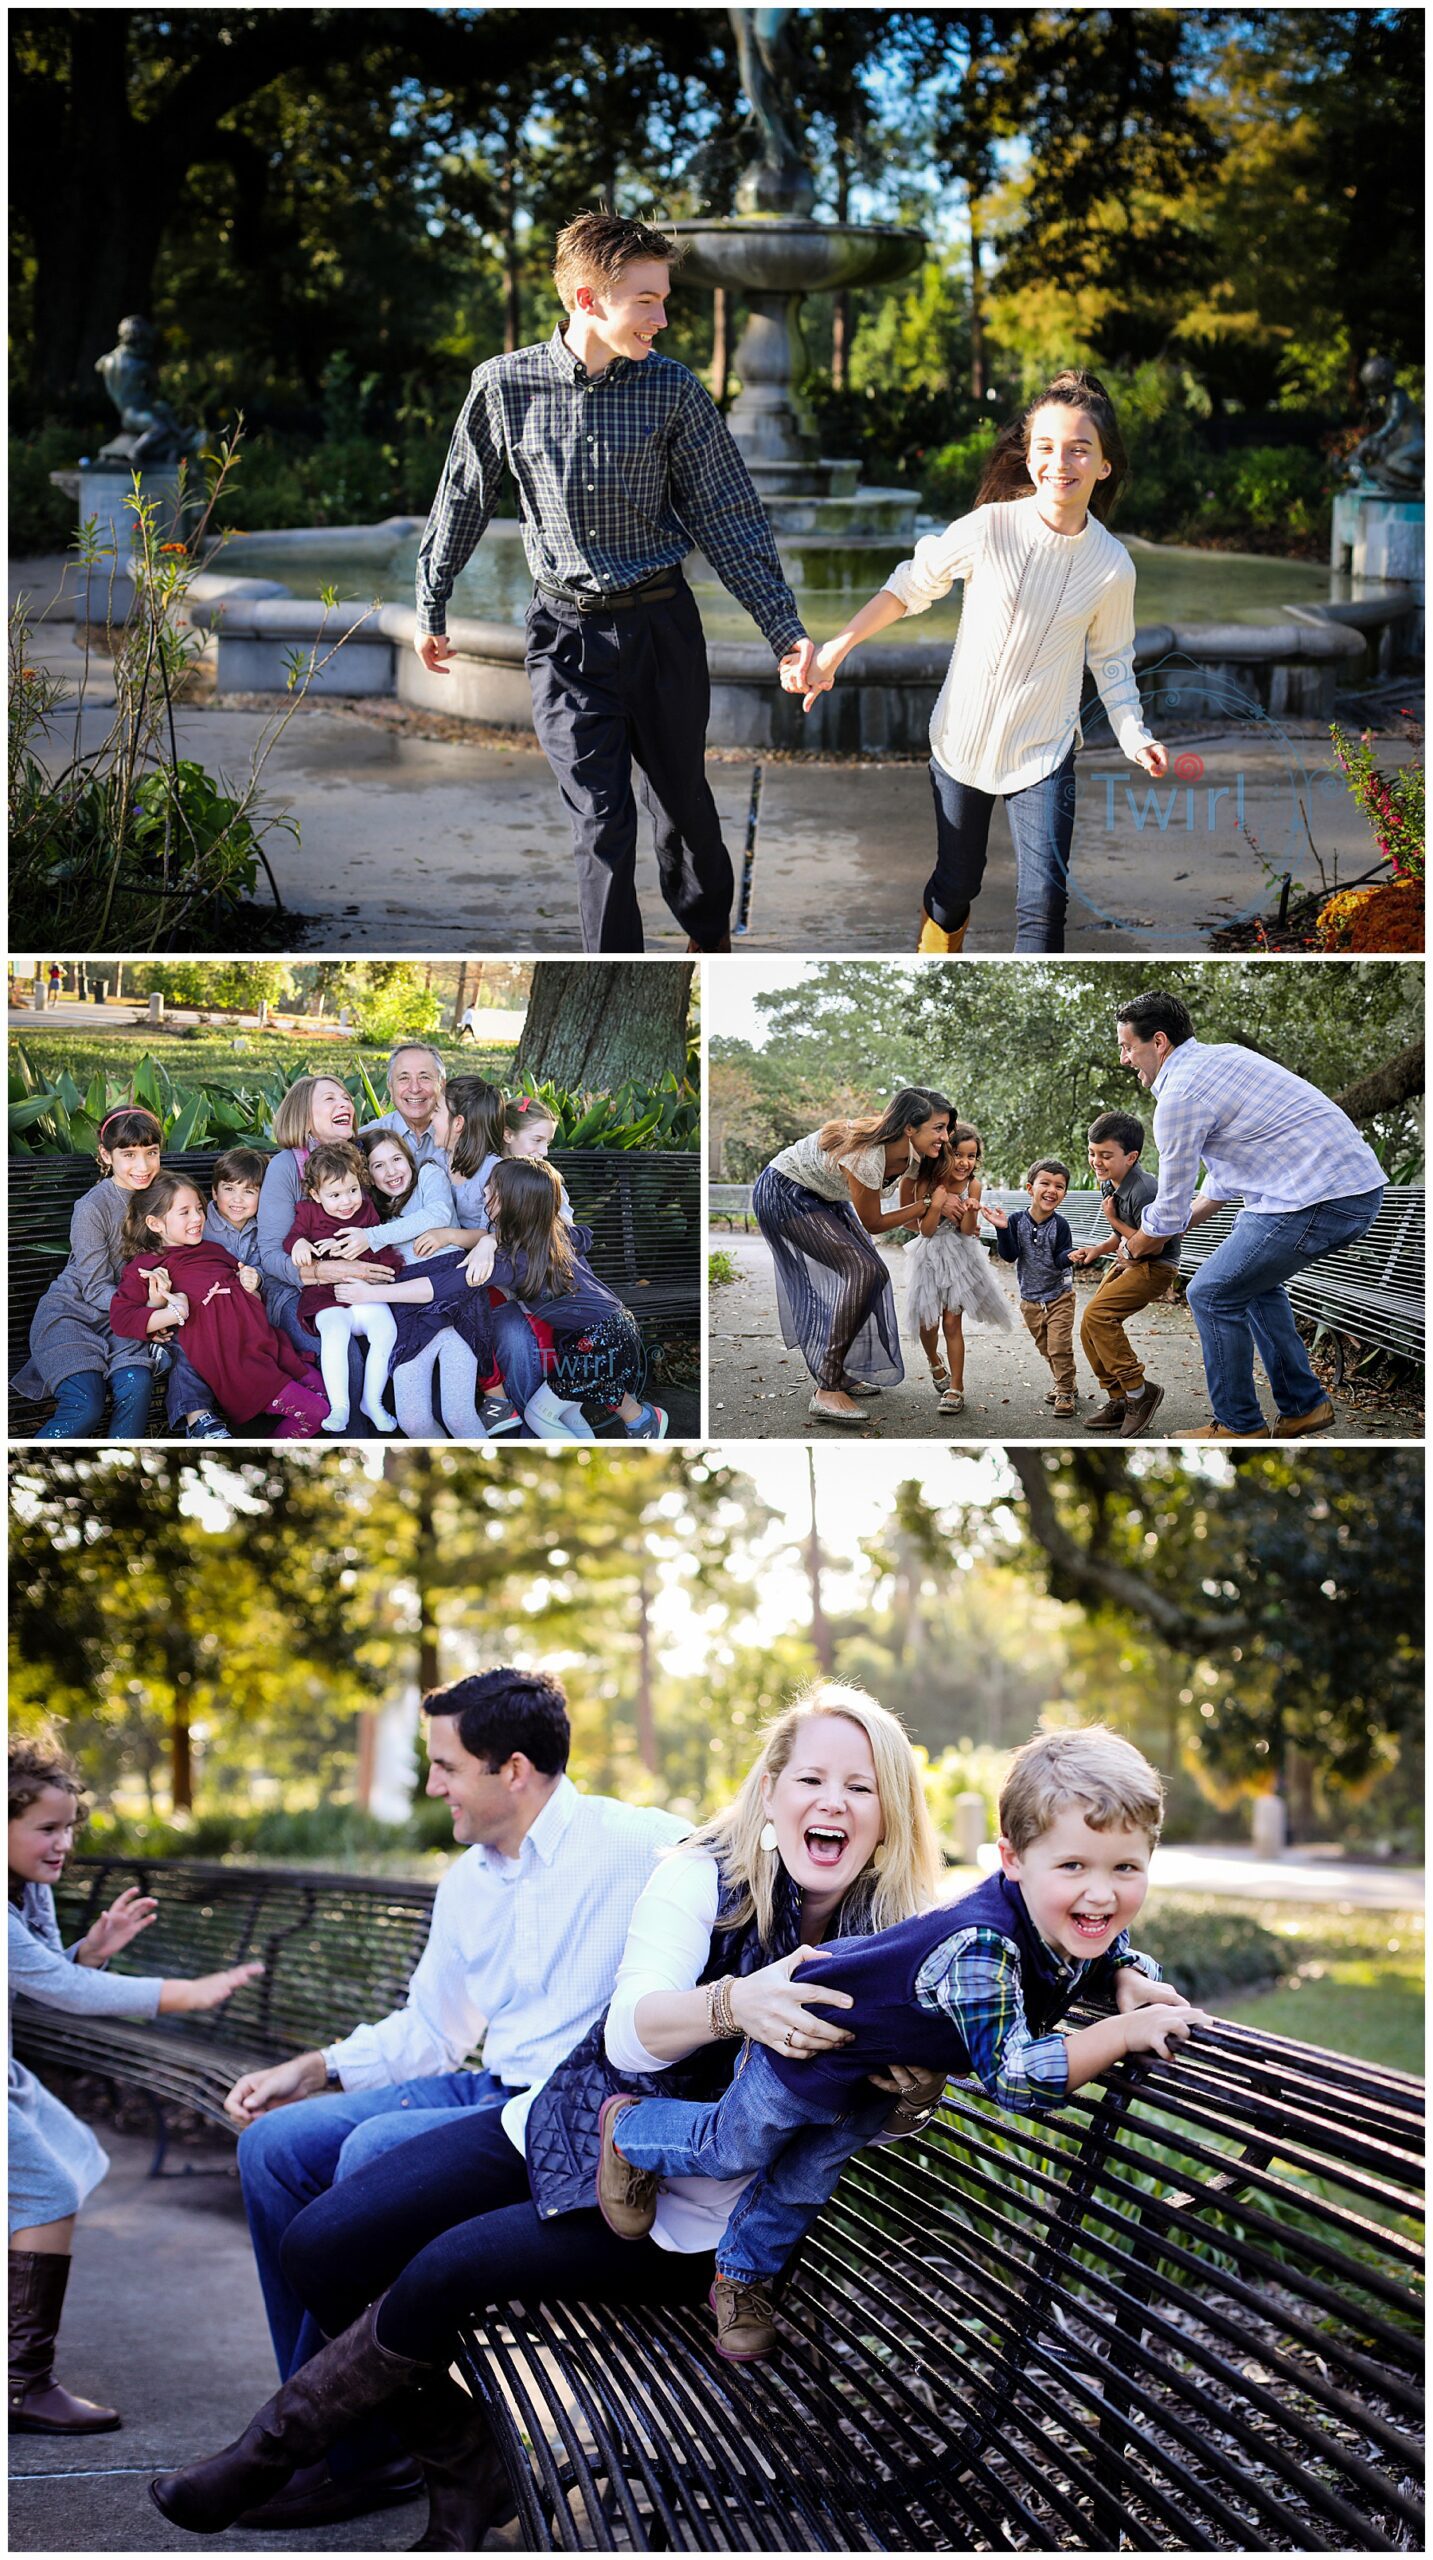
[415,210,815,954]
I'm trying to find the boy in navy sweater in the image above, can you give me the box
[981,1159,1079,1417]
[597,1728,1205,2361]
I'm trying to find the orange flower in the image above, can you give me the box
[159,542,187,554]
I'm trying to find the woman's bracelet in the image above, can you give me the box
[706,1976,741,2041]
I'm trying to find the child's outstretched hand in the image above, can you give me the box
[76,1887,159,1966]
[463,1236,498,1288]
[1133,740,1169,777]
[978,1199,1009,1230]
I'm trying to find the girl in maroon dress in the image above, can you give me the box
[283,1143,405,1433]
[109,1178,329,1439]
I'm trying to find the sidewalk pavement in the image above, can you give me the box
[706,1228,1416,1439]
[6,2129,456,2553]
[15,556,1415,953]
[962,1843,1424,1908]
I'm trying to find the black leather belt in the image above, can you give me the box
[536,573,681,615]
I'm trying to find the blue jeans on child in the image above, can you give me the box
[925,745,1078,952]
[614,2042,891,2284]
[37,1365,153,1439]
[1184,1184,1384,1431]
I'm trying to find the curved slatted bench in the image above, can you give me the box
[1177,1188,1424,1370]
[10,1858,443,2170]
[454,2019,1423,2553]
[8,1146,699,1432]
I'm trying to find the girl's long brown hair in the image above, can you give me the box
[817,1087,948,1171]
[974,368,1129,524]
[359,1128,418,1217]
[445,1076,507,1178]
[488,1159,579,1300]
[119,1174,203,1261]
[935,1116,985,1191]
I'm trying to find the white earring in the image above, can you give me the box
[759,1820,778,1854]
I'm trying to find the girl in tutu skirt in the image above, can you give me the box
[901,1121,1014,1415]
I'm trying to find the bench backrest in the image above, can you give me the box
[46,1857,441,2058]
[8,1147,700,1360]
[709,1183,754,1219]
[1178,1186,1424,1358]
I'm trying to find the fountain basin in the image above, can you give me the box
[669,218,926,297]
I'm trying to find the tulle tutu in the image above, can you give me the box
[905,1227,1016,1334]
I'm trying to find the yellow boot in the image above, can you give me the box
[917,911,968,954]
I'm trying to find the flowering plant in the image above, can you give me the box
[1329,719,1424,884]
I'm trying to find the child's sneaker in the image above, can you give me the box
[1052,1391,1077,1419]
[708,2277,778,2363]
[183,1411,231,1441]
[623,1402,669,1440]
[480,1392,519,1435]
[595,2096,658,2239]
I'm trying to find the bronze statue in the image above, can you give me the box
[95,317,205,468]
[730,7,816,218]
[1345,356,1424,497]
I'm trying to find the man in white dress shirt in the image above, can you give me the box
[224,1665,687,2525]
[1115,990,1385,1439]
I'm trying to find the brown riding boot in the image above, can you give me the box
[8,2251,120,2434]
[149,2299,426,2535]
[397,2368,517,2552]
[917,911,968,954]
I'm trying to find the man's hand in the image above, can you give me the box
[1116,1970,1190,2014]
[464,1235,498,1288]
[778,637,816,696]
[76,1887,159,1966]
[1133,740,1169,777]
[224,2049,328,2128]
[415,634,453,677]
[799,640,844,711]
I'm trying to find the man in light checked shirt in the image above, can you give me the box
[218,1666,688,2530]
[414,209,816,952]
[1115,990,1385,1438]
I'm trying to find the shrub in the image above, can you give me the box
[1318,880,1425,952]
[1202,444,1333,549]
[9,425,87,556]
[921,423,999,519]
[708,1248,739,1287]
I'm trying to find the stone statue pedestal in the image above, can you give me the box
[1331,489,1424,649]
[49,462,192,627]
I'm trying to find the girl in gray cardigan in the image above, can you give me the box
[9,1738,262,2433]
[15,1108,165,1438]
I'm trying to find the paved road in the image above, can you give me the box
[706,1227,1415,1439]
[958,1844,1423,1908]
[16,555,1416,953]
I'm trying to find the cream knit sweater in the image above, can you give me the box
[884,498,1153,794]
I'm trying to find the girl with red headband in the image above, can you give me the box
[15,1108,165,1438]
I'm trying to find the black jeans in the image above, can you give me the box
[279,2104,713,2363]
[525,581,734,953]
[926,744,1078,952]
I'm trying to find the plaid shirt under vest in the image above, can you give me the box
[415,329,806,659]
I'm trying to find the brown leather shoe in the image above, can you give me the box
[1270,1399,1337,1438]
[595,2095,659,2239]
[8,2252,120,2434]
[1119,1381,1166,1438]
[1082,1396,1128,1432]
[1182,1421,1269,1439]
[709,2276,778,2362]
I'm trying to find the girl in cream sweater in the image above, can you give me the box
[790,370,1169,954]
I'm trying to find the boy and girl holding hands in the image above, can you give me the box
[416,210,1167,954]
[20,1080,666,1445]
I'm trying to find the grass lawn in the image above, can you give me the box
[1213,1900,1424,2075]
[11,1025,517,1098]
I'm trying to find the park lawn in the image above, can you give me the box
[11,1025,517,1099]
[1208,1899,1424,2075]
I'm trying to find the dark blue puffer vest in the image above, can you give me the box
[765,1869,1083,2111]
[525,1860,879,2222]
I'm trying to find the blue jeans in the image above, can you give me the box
[926,745,1078,952]
[491,1300,542,1407]
[615,2043,890,2284]
[1184,1184,1384,1431]
[237,2067,514,2430]
[36,1364,152,1439]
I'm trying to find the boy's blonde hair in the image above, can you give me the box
[683,1680,946,1941]
[553,209,684,312]
[1000,1725,1164,1853]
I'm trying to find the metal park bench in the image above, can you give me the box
[709,1183,756,1231]
[456,2022,1423,2552]
[7,1146,700,1433]
[9,1859,448,2175]
[1177,1186,1424,1377]
[15,1861,1425,2548]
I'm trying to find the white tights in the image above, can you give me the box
[391,1333,488,1440]
[315,1306,397,1433]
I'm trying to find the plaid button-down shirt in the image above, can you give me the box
[416,329,806,659]
[1140,1038,1386,1235]
[915,1927,1159,2116]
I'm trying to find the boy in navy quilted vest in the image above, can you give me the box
[597,1727,1207,2361]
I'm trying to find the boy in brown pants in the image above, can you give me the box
[1071,1111,1183,1438]
[980,1162,1078,1418]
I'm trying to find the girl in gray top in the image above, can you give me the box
[15,1108,165,1438]
[9,1736,262,2434]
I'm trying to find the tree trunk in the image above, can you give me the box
[451,960,469,1028]
[514,963,693,1089]
[501,109,521,355]
[712,289,730,406]
[634,1569,658,1773]
[806,1449,834,1672]
[831,143,851,394]
[169,1706,192,1813]
[354,1711,376,1815]
[1332,1035,1424,1123]
[969,210,986,401]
